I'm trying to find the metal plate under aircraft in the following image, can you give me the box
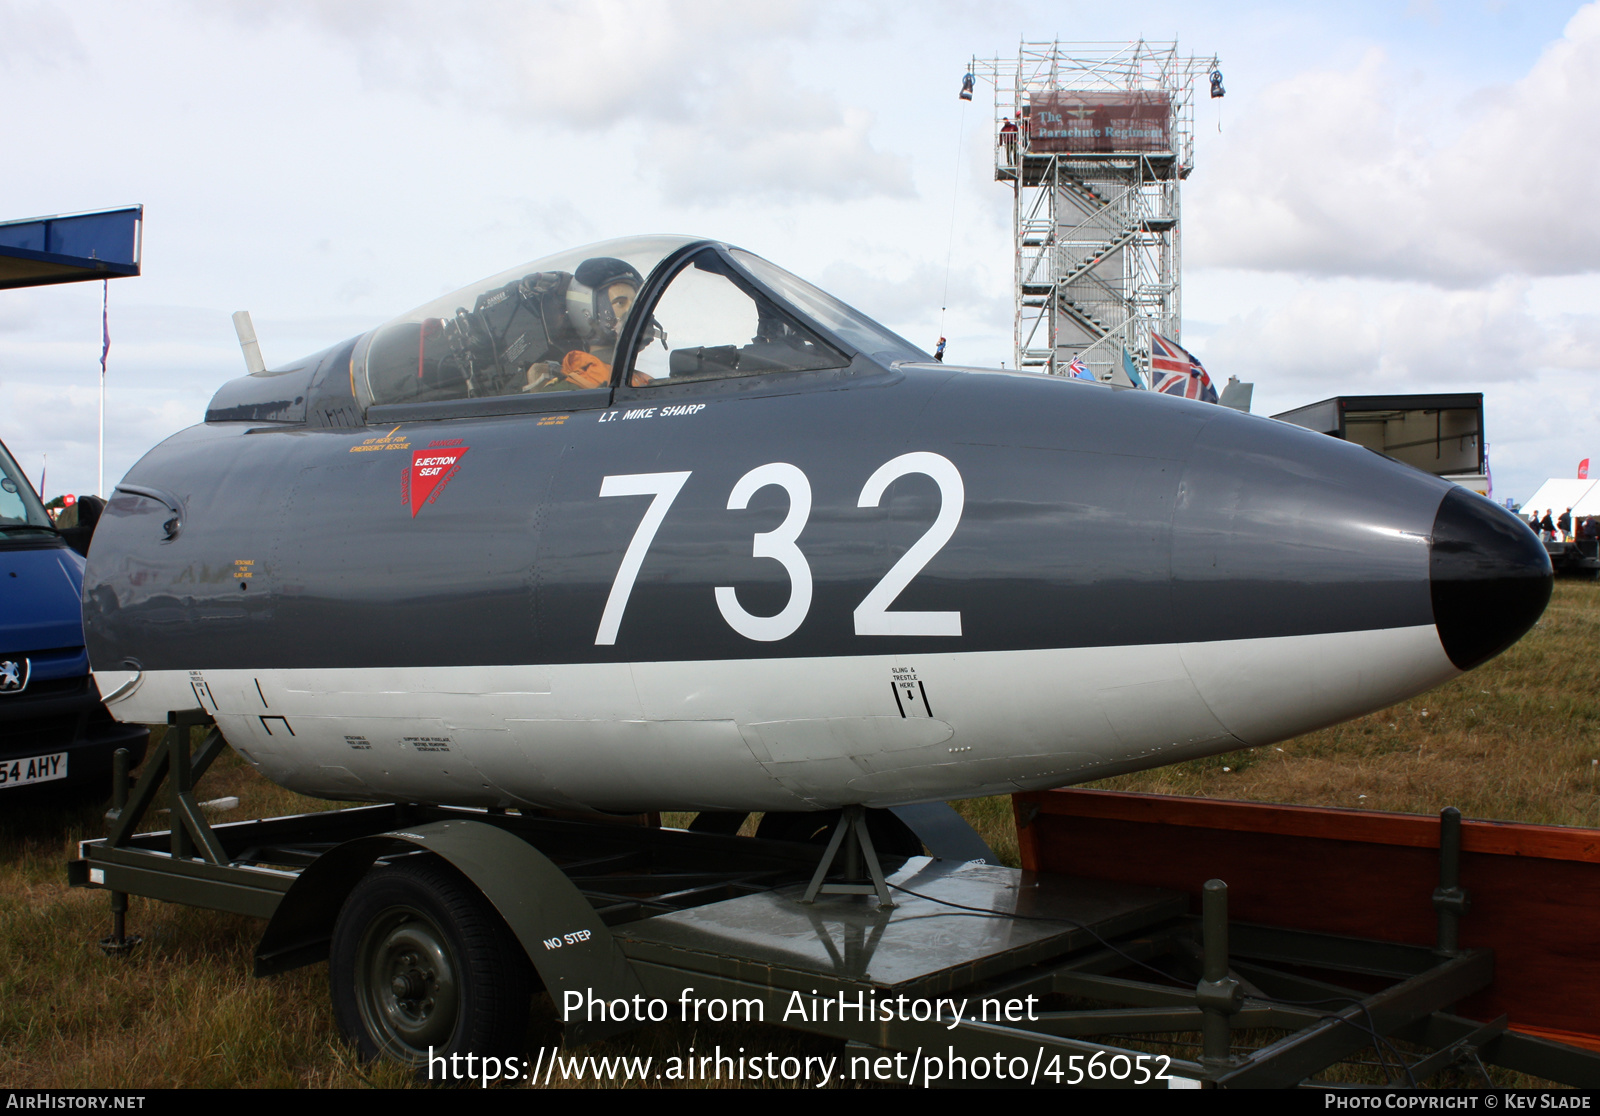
[614,858,1186,994]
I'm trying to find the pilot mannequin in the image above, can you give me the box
[414,256,661,401]
[556,257,653,389]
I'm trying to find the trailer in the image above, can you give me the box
[1273,393,1488,494]
[68,711,1600,1088]
[1544,538,1600,580]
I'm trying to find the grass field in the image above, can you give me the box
[2,581,1593,1088]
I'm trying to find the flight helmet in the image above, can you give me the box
[567,257,645,346]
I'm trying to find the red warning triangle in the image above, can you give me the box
[409,446,469,517]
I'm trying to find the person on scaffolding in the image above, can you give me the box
[1000,115,1018,163]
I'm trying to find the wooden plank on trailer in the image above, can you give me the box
[1013,788,1600,1043]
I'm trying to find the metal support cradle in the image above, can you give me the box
[800,804,896,909]
[98,708,224,954]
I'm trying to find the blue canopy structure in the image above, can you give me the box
[0,205,142,290]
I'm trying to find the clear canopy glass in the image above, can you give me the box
[360,235,697,407]
[357,235,928,407]
[731,249,928,364]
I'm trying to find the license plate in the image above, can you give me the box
[0,752,68,788]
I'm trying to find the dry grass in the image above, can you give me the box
[0,748,411,1089]
[3,581,1593,1087]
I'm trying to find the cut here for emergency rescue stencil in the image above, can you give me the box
[406,444,470,517]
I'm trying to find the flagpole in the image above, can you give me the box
[99,279,108,498]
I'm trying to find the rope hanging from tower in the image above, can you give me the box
[938,67,974,359]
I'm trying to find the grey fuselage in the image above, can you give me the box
[82,249,1551,814]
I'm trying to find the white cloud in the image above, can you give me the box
[1183,274,1600,504]
[647,106,912,205]
[817,256,1007,337]
[1195,274,1600,395]
[4,0,1593,502]
[214,0,912,204]
[1190,3,1600,283]
[0,378,206,500]
[0,292,38,334]
[1480,368,1600,505]
[0,0,84,65]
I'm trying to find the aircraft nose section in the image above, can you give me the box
[1430,487,1552,671]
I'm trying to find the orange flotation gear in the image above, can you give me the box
[560,350,654,390]
[561,350,610,389]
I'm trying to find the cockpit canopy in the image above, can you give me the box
[354,235,927,408]
[206,236,928,424]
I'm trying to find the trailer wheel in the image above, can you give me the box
[330,855,531,1067]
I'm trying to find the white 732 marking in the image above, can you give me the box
[854,451,964,636]
[715,462,813,642]
[594,454,965,644]
[594,471,692,645]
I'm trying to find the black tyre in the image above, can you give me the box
[330,854,531,1067]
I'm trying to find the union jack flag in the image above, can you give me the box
[1066,357,1096,381]
[1149,332,1218,403]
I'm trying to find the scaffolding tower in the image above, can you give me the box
[973,41,1218,382]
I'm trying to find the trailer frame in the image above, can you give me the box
[67,710,1600,1088]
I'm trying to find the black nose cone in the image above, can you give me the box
[1431,487,1552,671]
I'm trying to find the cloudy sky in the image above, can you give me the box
[1,0,1595,505]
